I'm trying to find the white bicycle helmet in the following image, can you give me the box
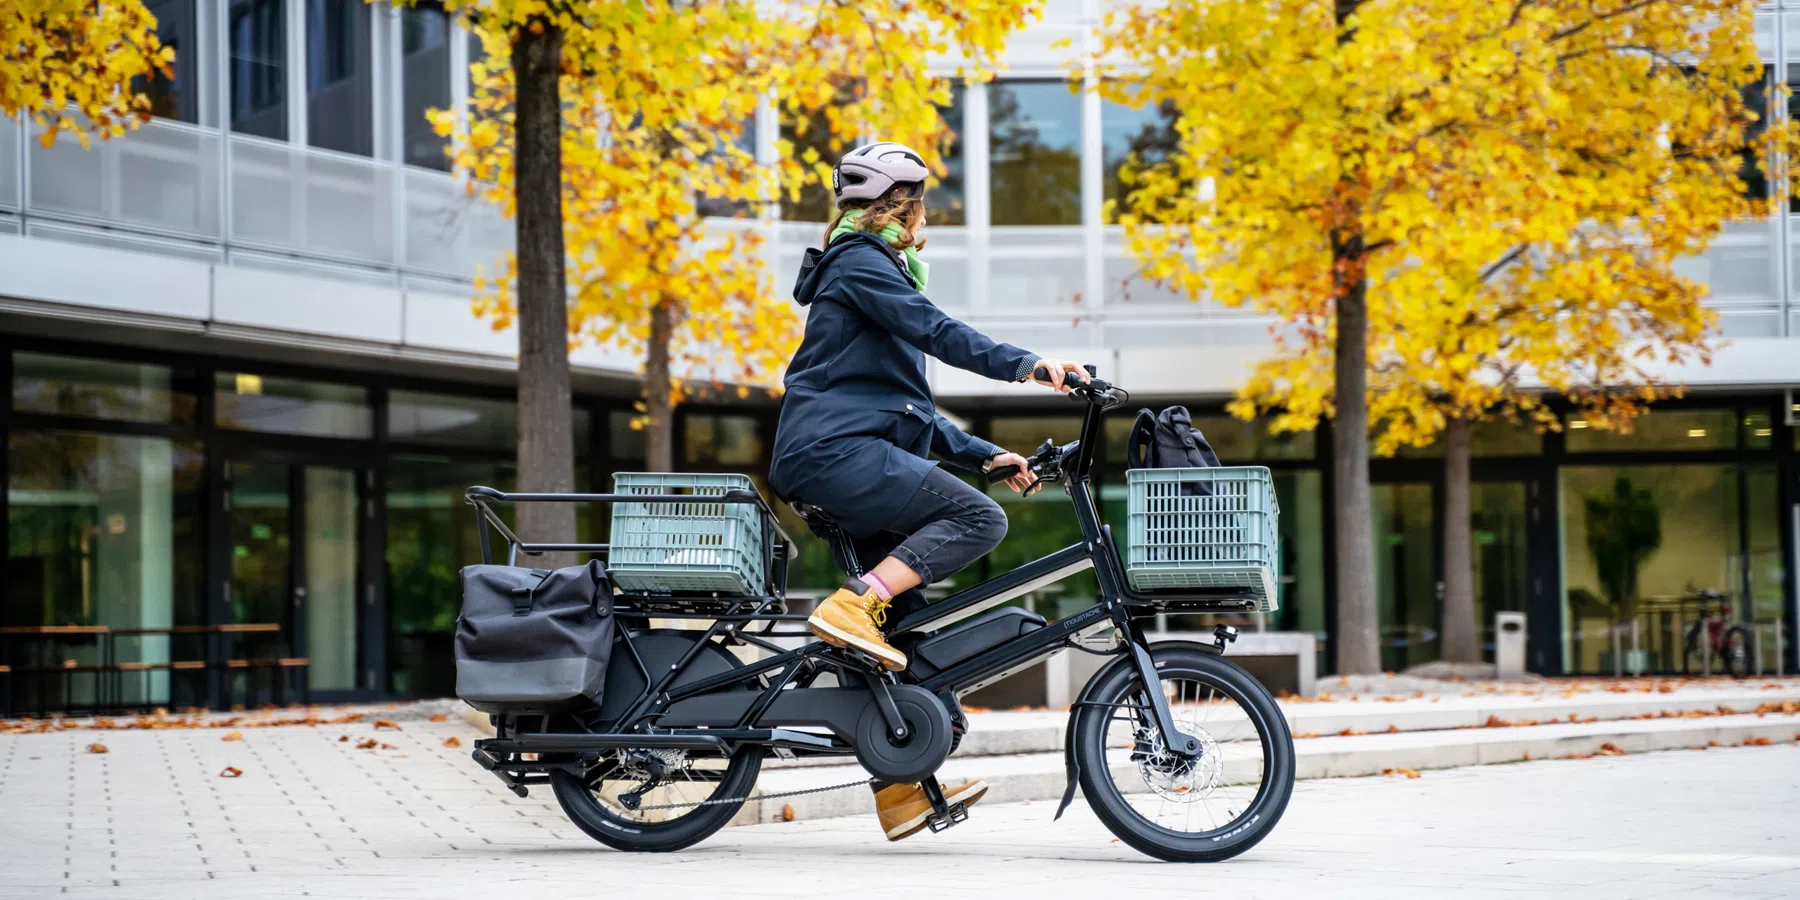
[833,142,930,202]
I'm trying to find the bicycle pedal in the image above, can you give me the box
[926,801,968,833]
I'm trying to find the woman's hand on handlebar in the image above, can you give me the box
[986,451,1037,493]
[1030,359,1088,393]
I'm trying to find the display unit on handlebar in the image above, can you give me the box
[462,367,1296,862]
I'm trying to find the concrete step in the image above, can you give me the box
[724,711,1800,826]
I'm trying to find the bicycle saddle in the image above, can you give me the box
[789,500,843,533]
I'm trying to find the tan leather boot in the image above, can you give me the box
[808,585,906,671]
[875,781,989,842]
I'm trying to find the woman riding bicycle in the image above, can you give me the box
[769,141,1084,840]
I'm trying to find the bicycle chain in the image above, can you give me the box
[631,776,876,812]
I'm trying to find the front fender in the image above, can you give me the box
[1053,640,1221,819]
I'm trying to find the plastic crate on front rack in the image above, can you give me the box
[607,472,768,595]
[1124,466,1280,612]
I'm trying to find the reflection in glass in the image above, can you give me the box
[1565,409,1738,452]
[402,7,451,170]
[1101,95,1178,223]
[230,0,288,139]
[1373,482,1437,672]
[389,390,516,450]
[683,413,766,467]
[1557,464,1782,674]
[610,410,647,463]
[12,352,196,424]
[1470,482,1529,660]
[989,81,1082,226]
[927,84,967,226]
[304,467,359,690]
[215,373,372,439]
[386,455,514,696]
[7,431,204,706]
[139,0,200,122]
[306,0,373,156]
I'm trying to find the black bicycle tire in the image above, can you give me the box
[550,745,762,853]
[1071,646,1295,862]
[1722,626,1753,679]
[1682,623,1703,675]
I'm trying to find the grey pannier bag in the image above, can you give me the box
[455,559,616,714]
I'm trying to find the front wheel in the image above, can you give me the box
[1071,645,1295,862]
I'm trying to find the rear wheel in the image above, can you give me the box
[1721,626,1752,679]
[1071,645,1295,862]
[550,745,761,853]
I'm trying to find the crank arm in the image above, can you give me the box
[862,670,910,742]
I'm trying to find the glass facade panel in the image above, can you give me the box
[989,81,1082,226]
[229,0,288,139]
[1557,464,1782,675]
[386,455,513,696]
[140,0,201,123]
[1565,409,1738,452]
[610,410,646,463]
[389,390,514,450]
[401,7,451,170]
[215,373,372,439]
[13,352,196,424]
[306,0,374,157]
[928,84,967,226]
[7,430,205,707]
[303,466,360,691]
[1373,482,1438,671]
[1103,412,1313,464]
[1101,95,1177,223]
[683,413,765,467]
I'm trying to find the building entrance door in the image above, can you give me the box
[224,459,368,697]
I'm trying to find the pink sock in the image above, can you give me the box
[863,572,895,600]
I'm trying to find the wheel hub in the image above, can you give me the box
[1135,715,1224,802]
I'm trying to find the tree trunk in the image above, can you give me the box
[1440,415,1478,664]
[643,299,676,473]
[511,21,574,567]
[1331,241,1380,675]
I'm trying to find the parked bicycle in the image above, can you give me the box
[1682,585,1751,679]
[459,370,1295,861]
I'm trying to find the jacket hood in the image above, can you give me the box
[792,232,899,306]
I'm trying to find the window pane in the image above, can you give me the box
[7,431,205,707]
[1744,410,1774,449]
[989,81,1082,226]
[13,352,197,425]
[683,413,765,467]
[1739,67,1769,203]
[388,390,514,450]
[696,116,757,219]
[780,107,848,222]
[610,410,646,463]
[230,0,288,139]
[927,84,966,226]
[306,0,373,156]
[139,0,200,123]
[215,372,372,438]
[1565,409,1737,452]
[1558,464,1747,675]
[1101,95,1178,224]
[402,8,451,170]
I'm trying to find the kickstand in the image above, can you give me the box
[919,780,968,833]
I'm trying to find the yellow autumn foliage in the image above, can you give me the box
[1096,0,1791,452]
[429,0,1042,400]
[2,0,173,148]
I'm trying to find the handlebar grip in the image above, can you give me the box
[985,464,1023,484]
[1031,363,1090,386]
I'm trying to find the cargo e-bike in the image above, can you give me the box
[462,370,1295,862]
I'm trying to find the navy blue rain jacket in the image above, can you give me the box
[769,232,1038,538]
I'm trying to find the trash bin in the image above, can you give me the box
[1495,612,1527,680]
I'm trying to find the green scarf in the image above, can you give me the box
[830,209,929,291]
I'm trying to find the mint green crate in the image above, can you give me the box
[1125,467,1280,612]
[608,472,766,595]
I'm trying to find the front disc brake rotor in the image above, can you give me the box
[1135,717,1224,802]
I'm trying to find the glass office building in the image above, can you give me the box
[1,1,1797,710]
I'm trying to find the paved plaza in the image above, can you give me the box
[1,709,1796,899]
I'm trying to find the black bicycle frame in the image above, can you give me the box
[466,380,1257,783]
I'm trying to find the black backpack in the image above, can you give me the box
[1125,406,1222,496]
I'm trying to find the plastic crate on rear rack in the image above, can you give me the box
[1124,466,1280,611]
[608,473,767,595]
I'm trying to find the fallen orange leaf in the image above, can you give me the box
[355,738,378,750]
[373,720,401,731]
[1396,767,1420,778]
[338,735,349,742]
[219,767,243,778]
[379,742,397,750]
[1744,736,1773,746]
[1596,742,1625,757]
[221,731,243,742]
[428,714,450,723]
[86,743,108,754]
[1384,725,1400,734]
[443,736,462,748]
[1521,751,1533,761]
[1336,728,1363,737]
[781,804,796,822]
